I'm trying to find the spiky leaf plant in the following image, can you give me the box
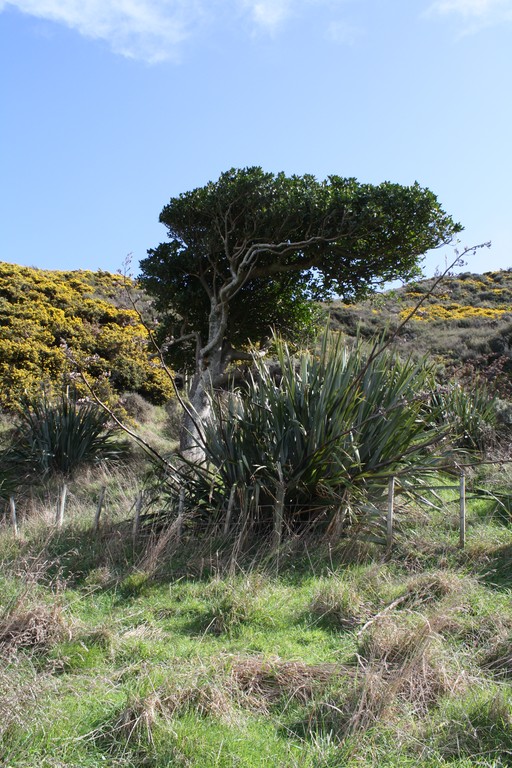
[154,333,450,541]
[432,382,497,451]
[2,391,129,479]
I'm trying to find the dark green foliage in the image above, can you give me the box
[152,270,326,374]
[141,166,460,371]
[433,382,497,451]
[3,392,129,479]
[156,333,449,538]
[0,466,19,501]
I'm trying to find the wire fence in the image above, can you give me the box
[2,462,512,549]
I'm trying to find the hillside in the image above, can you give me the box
[329,269,512,395]
[0,265,511,767]
[0,262,173,408]
[3,261,512,407]
[2,262,512,409]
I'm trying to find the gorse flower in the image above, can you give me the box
[0,263,173,408]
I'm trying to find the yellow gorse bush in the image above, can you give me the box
[398,272,512,324]
[402,303,510,322]
[0,263,174,409]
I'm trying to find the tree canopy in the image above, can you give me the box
[140,167,461,455]
[140,167,461,375]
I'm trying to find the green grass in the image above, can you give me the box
[0,460,511,767]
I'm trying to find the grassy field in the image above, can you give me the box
[1,457,511,767]
[1,274,512,767]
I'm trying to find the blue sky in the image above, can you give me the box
[1,0,511,282]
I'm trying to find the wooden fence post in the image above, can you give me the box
[9,496,18,538]
[273,463,285,548]
[56,484,68,528]
[132,491,143,544]
[176,488,185,541]
[94,487,106,533]
[223,485,237,536]
[459,472,466,548]
[387,476,395,551]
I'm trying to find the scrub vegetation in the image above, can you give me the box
[0,262,173,409]
[0,264,511,766]
[330,267,512,398]
[0,445,511,767]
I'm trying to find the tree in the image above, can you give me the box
[140,167,461,456]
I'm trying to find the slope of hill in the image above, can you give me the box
[0,266,511,767]
[0,263,173,409]
[329,269,512,394]
[2,262,512,410]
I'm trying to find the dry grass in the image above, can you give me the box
[0,663,55,735]
[481,634,512,679]
[229,656,342,711]
[107,692,163,750]
[162,654,344,719]
[0,602,70,655]
[308,581,370,630]
[432,691,512,763]
[95,653,347,754]
[306,666,392,739]
[357,614,436,667]
[97,664,238,753]
[400,569,470,606]
[163,681,236,723]
[305,618,467,742]
[349,610,467,723]
[438,603,512,651]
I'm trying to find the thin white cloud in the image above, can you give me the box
[0,0,194,62]
[428,0,512,28]
[242,0,293,31]
[327,18,361,45]
[0,0,354,61]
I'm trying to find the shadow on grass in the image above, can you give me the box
[480,542,512,590]
[12,521,382,597]
[38,522,138,587]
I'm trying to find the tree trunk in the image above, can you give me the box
[179,302,226,463]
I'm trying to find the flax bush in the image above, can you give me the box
[432,382,497,451]
[155,333,450,541]
[2,391,129,480]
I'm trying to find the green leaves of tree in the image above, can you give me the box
[141,167,461,370]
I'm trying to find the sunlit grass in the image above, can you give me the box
[0,398,511,767]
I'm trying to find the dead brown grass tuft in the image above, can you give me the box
[109,692,163,749]
[402,570,470,607]
[163,681,236,722]
[343,612,467,730]
[0,603,70,655]
[229,656,342,711]
[357,615,435,667]
[307,666,390,739]
[107,654,348,738]
[391,652,465,714]
[305,622,466,741]
[308,581,369,630]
